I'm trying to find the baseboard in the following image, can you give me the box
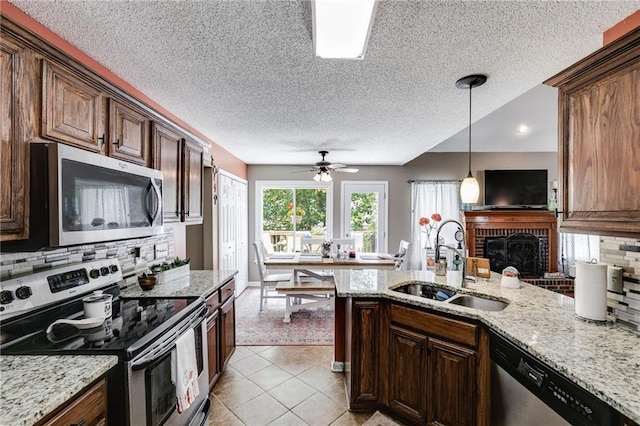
[331,360,344,372]
[247,281,260,287]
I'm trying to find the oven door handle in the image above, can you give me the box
[131,305,206,371]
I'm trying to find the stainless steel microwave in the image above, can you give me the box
[4,143,163,251]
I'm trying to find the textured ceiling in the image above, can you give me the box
[10,1,639,166]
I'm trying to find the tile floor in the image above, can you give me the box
[208,345,399,426]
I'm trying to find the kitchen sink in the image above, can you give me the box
[446,294,508,311]
[391,283,457,301]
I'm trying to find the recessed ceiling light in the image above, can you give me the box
[517,124,530,135]
[312,0,377,59]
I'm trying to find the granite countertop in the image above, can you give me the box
[119,269,238,299]
[0,355,118,426]
[333,269,640,423]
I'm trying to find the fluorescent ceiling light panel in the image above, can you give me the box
[313,0,376,59]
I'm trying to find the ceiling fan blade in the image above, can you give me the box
[327,163,347,169]
[290,169,315,174]
[334,168,359,173]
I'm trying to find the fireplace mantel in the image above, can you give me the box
[463,210,558,273]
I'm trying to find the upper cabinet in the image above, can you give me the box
[153,122,204,225]
[0,34,29,241]
[108,100,150,166]
[545,28,640,237]
[42,61,104,152]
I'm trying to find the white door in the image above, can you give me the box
[342,182,388,253]
[218,171,248,295]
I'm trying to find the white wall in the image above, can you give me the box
[246,152,558,282]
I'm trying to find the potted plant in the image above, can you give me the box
[150,257,190,285]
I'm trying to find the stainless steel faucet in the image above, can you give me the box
[434,220,467,287]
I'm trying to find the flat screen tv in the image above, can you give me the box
[484,169,548,209]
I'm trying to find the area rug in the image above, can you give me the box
[235,287,334,345]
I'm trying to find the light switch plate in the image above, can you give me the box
[154,243,169,260]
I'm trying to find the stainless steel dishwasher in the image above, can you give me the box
[490,329,616,426]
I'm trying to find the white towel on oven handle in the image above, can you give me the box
[171,327,200,413]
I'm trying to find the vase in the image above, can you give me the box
[322,247,331,258]
[425,248,436,271]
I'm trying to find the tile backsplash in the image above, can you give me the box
[0,231,175,286]
[601,236,640,332]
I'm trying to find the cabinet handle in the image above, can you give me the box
[186,210,190,217]
[71,420,86,426]
[114,138,120,147]
[98,134,105,145]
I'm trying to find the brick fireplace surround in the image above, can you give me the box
[463,210,574,295]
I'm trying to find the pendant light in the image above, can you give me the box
[456,74,487,204]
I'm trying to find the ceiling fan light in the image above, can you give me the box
[313,172,322,182]
[320,171,333,182]
[312,0,376,59]
[460,174,480,203]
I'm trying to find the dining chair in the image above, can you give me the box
[395,240,411,270]
[300,237,324,253]
[252,241,291,310]
[331,238,355,257]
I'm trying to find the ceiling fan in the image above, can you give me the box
[294,151,359,181]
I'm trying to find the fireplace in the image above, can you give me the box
[463,211,574,296]
[484,233,547,278]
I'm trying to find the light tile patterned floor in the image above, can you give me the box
[208,345,400,426]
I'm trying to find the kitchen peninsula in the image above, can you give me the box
[333,269,640,425]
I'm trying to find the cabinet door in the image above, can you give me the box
[42,61,103,152]
[220,296,235,367]
[40,378,107,426]
[152,122,182,222]
[427,338,476,426]
[207,310,221,390]
[348,300,380,410]
[109,100,150,166]
[0,36,29,241]
[182,138,203,224]
[388,324,428,424]
[545,29,640,237]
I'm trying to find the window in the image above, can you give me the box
[255,181,333,254]
[409,181,461,270]
[559,233,600,274]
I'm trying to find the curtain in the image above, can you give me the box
[559,233,600,274]
[408,181,461,270]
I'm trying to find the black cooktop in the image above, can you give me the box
[0,285,201,360]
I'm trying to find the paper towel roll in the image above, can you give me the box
[575,261,608,321]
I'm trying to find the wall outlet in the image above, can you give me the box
[154,243,169,260]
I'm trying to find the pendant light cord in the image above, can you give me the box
[468,85,472,176]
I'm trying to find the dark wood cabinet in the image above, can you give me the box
[37,378,107,426]
[207,308,221,390]
[108,99,150,166]
[345,300,380,411]
[0,34,29,242]
[42,60,104,152]
[152,123,204,224]
[387,324,428,424]
[427,338,476,426]
[344,298,490,426]
[545,28,640,237]
[220,295,235,368]
[182,138,204,223]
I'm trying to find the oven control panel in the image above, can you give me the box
[0,259,122,321]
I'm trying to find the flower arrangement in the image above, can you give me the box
[286,203,305,217]
[419,213,442,249]
[321,240,332,258]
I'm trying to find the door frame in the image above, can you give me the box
[340,181,388,253]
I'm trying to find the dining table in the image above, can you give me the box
[263,252,396,322]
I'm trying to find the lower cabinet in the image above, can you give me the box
[206,278,236,390]
[38,378,107,426]
[345,299,490,426]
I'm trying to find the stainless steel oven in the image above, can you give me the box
[127,302,210,426]
[0,260,210,426]
[3,143,163,251]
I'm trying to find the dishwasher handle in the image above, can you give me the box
[517,358,545,387]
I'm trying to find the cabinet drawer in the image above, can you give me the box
[390,304,477,348]
[41,378,107,426]
[206,291,221,316]
[219,279,235,303]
